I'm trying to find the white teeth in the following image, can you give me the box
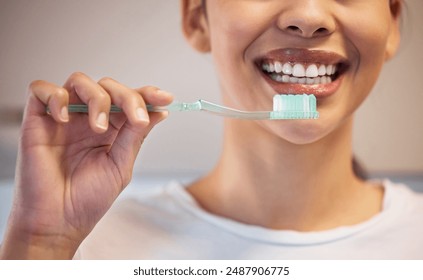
[326,65,333,76]
[318,64,327,76]
[274,61,283,73]
[292,64,306,77]
[314,77,321,84]
[321,76,327,84]
[263,61,338,85]
[282,63,292,75]
[276,75,284,82]
[269,73,332,85]
[321,76,332,84]
[289,77,299,83]
[331,65,337,75]
[305,64,318,78]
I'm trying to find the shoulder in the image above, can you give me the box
[379,179,423,231]
[383,179,423,210]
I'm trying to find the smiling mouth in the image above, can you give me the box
[256,48,349,96]
[261,61,341,85]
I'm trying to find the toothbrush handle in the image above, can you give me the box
[64,101,202,114]
[147,101,202,112]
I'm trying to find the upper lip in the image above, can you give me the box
[256,48,348,65]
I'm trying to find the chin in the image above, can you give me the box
[279,123,328,145]
[261,117,342,145]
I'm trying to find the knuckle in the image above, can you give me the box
[70,71,85,79]
[27,81,40,98]
[68,71,87,83]
[129,92,143,103]
[124,93,145,109]
[98,76,114,86]
[54,87,68,98]
[97,91,111,103]
[28,79,44,90]
[27,80,68,103]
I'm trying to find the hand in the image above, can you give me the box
[0,72,173,259]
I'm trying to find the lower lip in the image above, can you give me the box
[260,72,343,98]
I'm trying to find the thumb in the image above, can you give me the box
[107,112,168,186]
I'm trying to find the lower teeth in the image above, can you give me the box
[270,73,332,85]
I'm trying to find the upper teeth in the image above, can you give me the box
[262,61,337,78]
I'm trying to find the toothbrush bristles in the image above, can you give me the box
[271,94,319,120]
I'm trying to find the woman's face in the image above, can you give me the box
[186,0,401,144]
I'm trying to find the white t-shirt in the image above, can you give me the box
[77,180,423,259]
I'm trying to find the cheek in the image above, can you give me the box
[342,8,392,78]
[208,2,273,48]
[337,10,393,111]
[208,8,262,71]
[207,4,274,107]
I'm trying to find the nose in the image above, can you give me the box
[276,1,336,38]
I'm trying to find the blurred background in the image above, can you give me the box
[1,0,422,238]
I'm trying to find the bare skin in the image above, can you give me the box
[183,0,400,230]
[187,113,384,231]
[0,0,401,259]
[0,73,172,259]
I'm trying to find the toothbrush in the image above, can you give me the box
[52,94,319,120]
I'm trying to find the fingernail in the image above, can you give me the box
[60,106,69,122]
[96,112,108,130]
[136,108,149,122]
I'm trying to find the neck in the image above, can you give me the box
[188,117,383,231]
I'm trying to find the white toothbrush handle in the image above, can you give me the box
[53,97,318,120]
[63,102,201,113]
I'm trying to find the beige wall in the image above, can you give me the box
[0,0,422,179]
[353,0,423,173]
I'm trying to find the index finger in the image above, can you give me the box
[26,80,70,123]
